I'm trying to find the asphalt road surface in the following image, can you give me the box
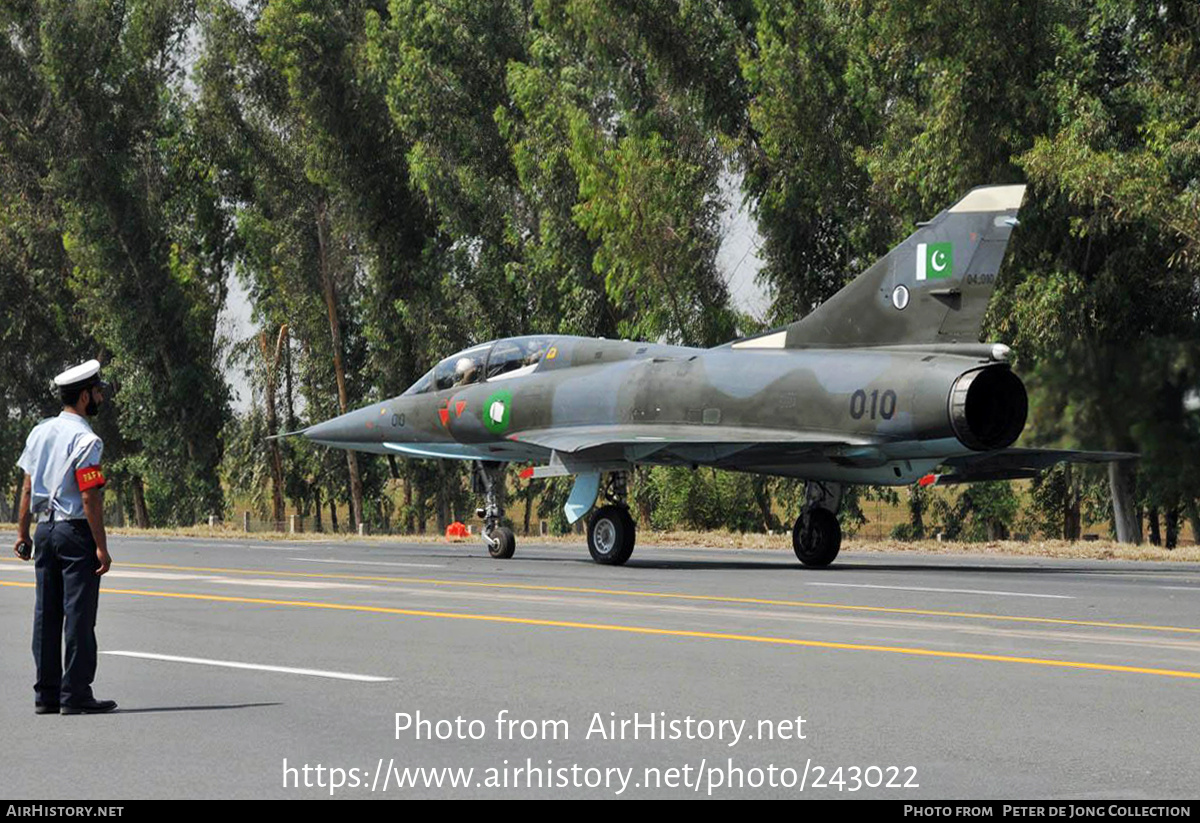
[2,531,1199,799]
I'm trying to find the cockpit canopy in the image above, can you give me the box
[402,336,556,396]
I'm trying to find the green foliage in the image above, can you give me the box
[743,0,1199,539]
[0,188,86,498]
[1020,464,1112,540]
[2,0,231,525]
[3,0,1196,536]
[740,0,886,321]
[642,467,762,532]
[932,482,1021,542]
[890,486,930,542]
[1025,465,1073,540]
[534,476,574,536]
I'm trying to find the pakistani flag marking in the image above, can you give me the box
[484,389,513,435]
[916,242,954,281]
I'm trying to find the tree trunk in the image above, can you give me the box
[1187,498,1200,548]
[1065,470,1082,541]
[1064,463,1082,541]
[284,334,296,432]
[131,475,150,528]
[260,326,288,532]
[404,478,414,534]
[753,477,777,533]
[636,466,654,526]
[436,486,449,533]
[1148,507,1161,545]
[109,479,125,527]
[1109,460,1141,544]
[435,464,451,532]
[316,199,363,530]
[313,486,323,533]
[10,477,20,523]
[329,495,339,532]
[379,497,391,533]
[1165,506,1179,550]
[523,479,535,535]
[1065,501,1081,541]
[909,488,927,539]
[415,474,427,534]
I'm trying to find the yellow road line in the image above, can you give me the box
[2,580,1199,681]
[3,556,1197,636]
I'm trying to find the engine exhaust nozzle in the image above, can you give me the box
[948,366,1028,451]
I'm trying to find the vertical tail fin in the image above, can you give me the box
[735,184,1026,349]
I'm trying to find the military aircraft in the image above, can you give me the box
[294,184,1134,567]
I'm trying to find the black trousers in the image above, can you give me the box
[33,519,101,707]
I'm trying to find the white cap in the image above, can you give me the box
[54,359,102,387]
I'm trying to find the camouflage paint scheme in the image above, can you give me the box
[300,185,1133,526]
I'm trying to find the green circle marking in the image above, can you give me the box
[484,390,513,435]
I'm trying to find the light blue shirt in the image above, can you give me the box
[17,411,104,520]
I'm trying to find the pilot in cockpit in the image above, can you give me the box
[454,356,479,387]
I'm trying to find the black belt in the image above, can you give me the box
[36,513,86,524]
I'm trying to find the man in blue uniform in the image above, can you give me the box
[12,360,117,715]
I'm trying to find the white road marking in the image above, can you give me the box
[0,565,375,590]
[212,578,380,590]
[240,545,314,552]
[98,570,379,590]
[806,582,1074,599]
[1158,586,1200,592]
[289,558,445,569]
[102,651,394,682]
[175,542,307,551]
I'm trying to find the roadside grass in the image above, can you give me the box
[634,531,1200,561]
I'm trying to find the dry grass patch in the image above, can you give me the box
[3,525,1196,562]
[644,530,1200,561]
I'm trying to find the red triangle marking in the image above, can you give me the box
[455,400,467,417]
[438,408,450,427]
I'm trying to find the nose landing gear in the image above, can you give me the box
[473,461,515,559]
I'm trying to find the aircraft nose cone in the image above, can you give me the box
[304,405,380,443]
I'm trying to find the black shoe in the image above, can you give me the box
[34,703,60,715]
[60,699,117,715]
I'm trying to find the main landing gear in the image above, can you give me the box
[587,472,636,566]
[473,461,515,559]
[792,481,842,568]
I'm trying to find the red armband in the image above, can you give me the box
[75,466,106,491]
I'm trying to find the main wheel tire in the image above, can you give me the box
[792,508,841,567]
[488,525,516,559]
[587,505,636,565]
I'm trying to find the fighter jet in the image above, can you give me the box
[296,184,1134,567]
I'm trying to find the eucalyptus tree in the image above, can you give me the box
[2,0,232,525]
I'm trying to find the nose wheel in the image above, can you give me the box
[487,525,516,559]
[473,461,515,559]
